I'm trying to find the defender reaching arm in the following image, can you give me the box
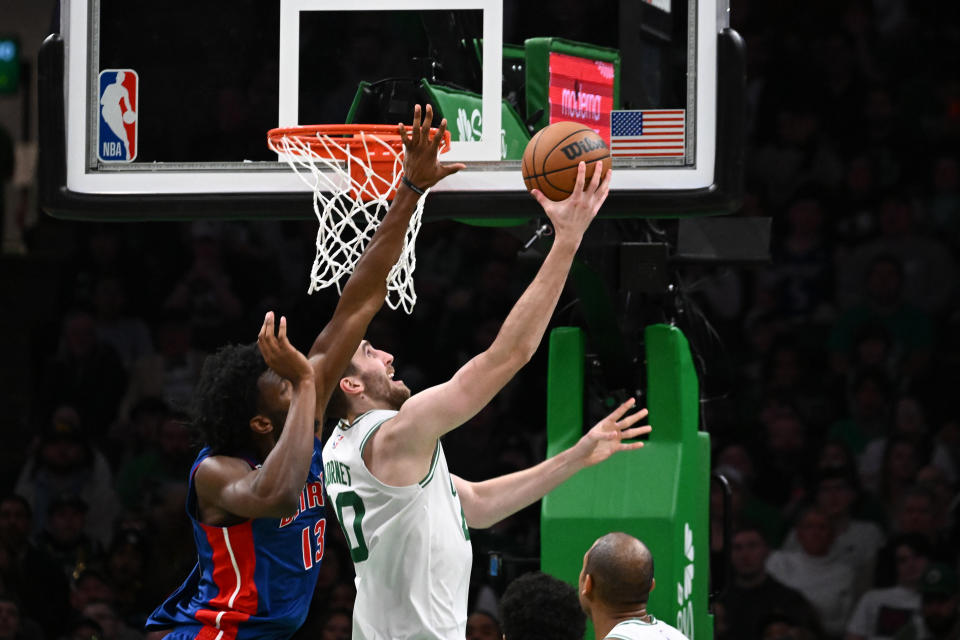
[193,312,316,523]
[307,104,464,414]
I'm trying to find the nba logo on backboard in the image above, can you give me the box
[98,69,138,162]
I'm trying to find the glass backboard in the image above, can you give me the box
[38,0,744,220]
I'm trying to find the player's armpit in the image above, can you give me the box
[450,475,483,528]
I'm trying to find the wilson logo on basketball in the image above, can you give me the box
[560,137,608,160]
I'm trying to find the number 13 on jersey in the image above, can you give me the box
[301,520,326,570]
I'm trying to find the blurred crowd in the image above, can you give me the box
[1,1,959,640]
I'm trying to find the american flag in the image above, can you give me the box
[609,109,686,157]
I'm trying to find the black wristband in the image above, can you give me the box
[401,175,426,196]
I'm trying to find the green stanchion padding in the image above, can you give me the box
[469,39,525,65]
[523,37,622,131]
[418,78,529,160]
[419,79,532,228]
[542,325,712,640]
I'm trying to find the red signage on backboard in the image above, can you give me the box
[548,52,615,143]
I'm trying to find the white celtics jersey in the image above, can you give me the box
[605,617,691,640]
[322,409,473,640]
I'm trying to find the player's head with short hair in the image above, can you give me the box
[191,342,291,455]
[500,571,585,640]
[326,340,411,424]
[579,532,654,618]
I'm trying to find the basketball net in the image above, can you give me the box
[269,130,426,314]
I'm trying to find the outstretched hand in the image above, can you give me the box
[571,398,651,468]
[257,312,313,385]
[531,161,611,245]
[399,104,467,191]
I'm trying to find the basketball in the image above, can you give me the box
[521,121,611,201]
[123,110,137,124]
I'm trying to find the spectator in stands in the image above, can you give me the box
[829,369,894,458]
[829,254,934,380]
[69,569,115,618]
[115,412,192,512]
[894,563,960,640]
[35,494,103,583]
[874,487,955,588]
[0,594,45,640]
[319,608,351,640]
[877,439,924,521]
[846,534,931,640]
[81,600,143,640]
[752,403,816,515]
[860,396,957,495]
[836,194,956,314]
[14,407,119,547]
[163,221,243,351]
[0,494,70,638]
[63,616,104,640]
[781,466,885,592]
[718,524,822,640]
[758,611,821,640]
[120,310,205,419]
[92,275,153,372]
[39,309,128,439]
[765,193,835,323]
[767,507,857,637]
[104,529,151,627]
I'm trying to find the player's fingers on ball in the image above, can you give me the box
[574,161,587,192]
[599,167,613,196]
[530,189,550,209]
[589,161,603,191]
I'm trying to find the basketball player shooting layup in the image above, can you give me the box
[144,105,464,640]
[323,162,652,640]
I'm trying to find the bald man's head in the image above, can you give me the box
[581,533,655,609]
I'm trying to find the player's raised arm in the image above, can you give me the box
[306,104,465,413]
[453,398,650,528]
[195,313,317,521]
[386,162,612,460]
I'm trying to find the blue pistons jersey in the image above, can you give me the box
[146,439,326,640]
